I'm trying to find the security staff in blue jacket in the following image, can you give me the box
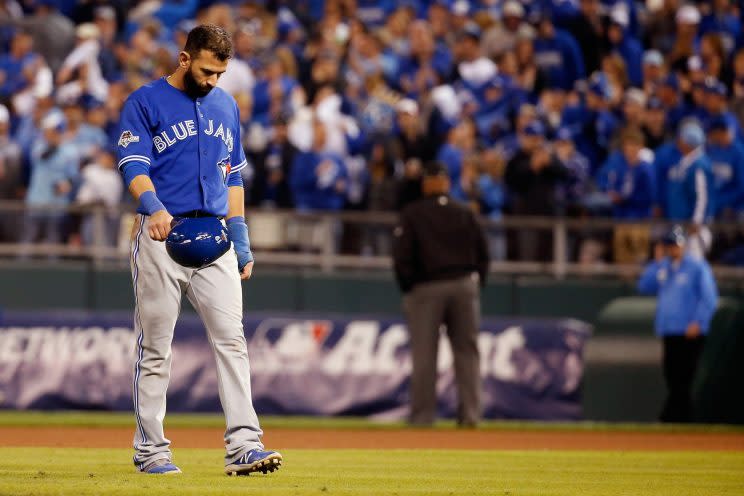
[638,227,719,422]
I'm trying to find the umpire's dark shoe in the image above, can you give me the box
[225,449,282,476]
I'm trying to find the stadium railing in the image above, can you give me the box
[0,200,742,281]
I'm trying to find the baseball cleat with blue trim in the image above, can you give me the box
[139,459,182,475]
[225,449,283,476]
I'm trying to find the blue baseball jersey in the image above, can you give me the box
[660,147,714,223]
[117,77,248,216]
[707,140,744,216]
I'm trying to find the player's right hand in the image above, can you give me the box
[149,210,174,241]
[240,261,254,280]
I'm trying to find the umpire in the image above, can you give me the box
[393,161,489,427]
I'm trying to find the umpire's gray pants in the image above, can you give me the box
[129,215,263,469]
[403,274,481,425]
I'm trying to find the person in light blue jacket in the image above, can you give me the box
[20,110,80,248]
[638,226,719,423]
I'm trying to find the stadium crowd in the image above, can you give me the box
[1,0,743,262]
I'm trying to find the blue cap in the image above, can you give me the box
[555,126,573,141]
[81,95,105,110]
[643,50,664,67]
[527,6,548,25]
[588,72,611,99]
[523,120,545,137]
[647,96,665,110]
[661,73,679,91]
[661,225,686,246]
[458,22,481,41]
[704,79,727,97]
[40,110,67,132]
[706,114,731,133]
[679,120,705,148]
[488,75,505,89]
[176,20,196,34]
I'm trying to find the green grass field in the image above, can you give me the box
[1,411,743,433]
[0,448,742,496]
[0,412,742,495]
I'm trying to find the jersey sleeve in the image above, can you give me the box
[229,100,248,176]
[116,95,154,173]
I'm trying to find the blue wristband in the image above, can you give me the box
[139,191,166,216]
[227,216,253,270]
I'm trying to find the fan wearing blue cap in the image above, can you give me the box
[562,72,620,172]
[653,119,714,257]
[643,97,669,150]
[61,98,109,161]
[656,73,694,133]
[19,109,80,246]
[531,8,586,91]
[702,78,744,142]
[638,224,718,422]
[705,115,744,218]
[553,126,591,208]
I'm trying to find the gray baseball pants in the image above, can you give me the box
[403,274,482,426]
[129,214,263,469]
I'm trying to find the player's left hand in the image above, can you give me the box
[240,261,253,280]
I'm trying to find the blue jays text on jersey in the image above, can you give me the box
[116,77,248,217]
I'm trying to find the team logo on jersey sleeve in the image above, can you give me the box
[118,130,140,148]
[217,156,232,184]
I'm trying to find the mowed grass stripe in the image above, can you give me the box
[0,448,742,496]
[0,411,743,433]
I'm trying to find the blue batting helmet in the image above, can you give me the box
[165,217,231,269]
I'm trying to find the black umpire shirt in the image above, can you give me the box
[392,194,490,293]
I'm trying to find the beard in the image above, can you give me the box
[183,67,213,98]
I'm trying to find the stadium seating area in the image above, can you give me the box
[1,0,743,263]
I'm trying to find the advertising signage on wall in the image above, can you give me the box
[0,312,590,419]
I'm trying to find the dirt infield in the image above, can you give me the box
[1,426,742,451]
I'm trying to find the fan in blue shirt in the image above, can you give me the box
[562,72,619,172]
[289,121,348,211]
[607,8,644,87]
[705,115,744,218]
[597,127,656,220]
[531,9,586,91]
[654,120,714,225]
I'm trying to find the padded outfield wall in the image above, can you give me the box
[1,263,742,422]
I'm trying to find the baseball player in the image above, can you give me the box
[116,24,281,475]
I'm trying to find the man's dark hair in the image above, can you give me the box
[184,24,233,61]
